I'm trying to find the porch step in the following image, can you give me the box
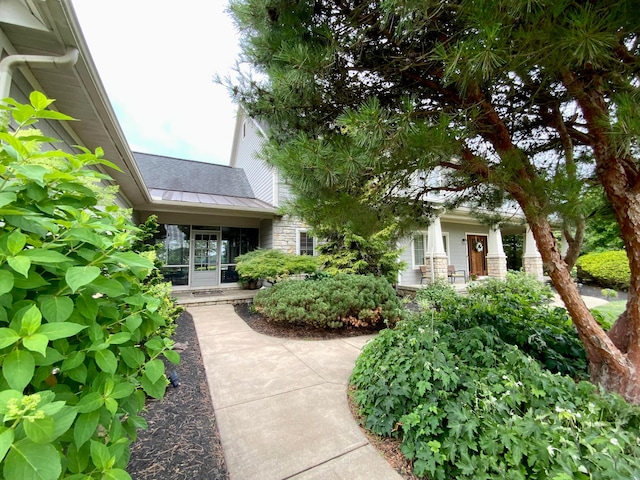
[172,287,259,307]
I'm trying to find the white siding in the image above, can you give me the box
[398,236,422,285]
[233,118,275,205]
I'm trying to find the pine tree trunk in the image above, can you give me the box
[527,217,640,403]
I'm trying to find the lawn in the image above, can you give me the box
[592,300,627,328]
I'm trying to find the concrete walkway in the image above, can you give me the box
[552,294,609,309]
[189,304,402,480]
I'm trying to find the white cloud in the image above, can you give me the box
[71,0,241,165]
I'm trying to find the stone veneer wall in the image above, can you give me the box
[523,255,544,281]
[486,254,508,280]
[272,215,308,254]
[423,255,449,283]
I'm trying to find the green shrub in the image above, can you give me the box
[0,93,179,479]
[235,249,319,284]
[350,318,640,479]
[252,274,404,328]
[577,250,630,290]
[316,226,405,284]
[467,270,554,306]
[414,279,458,312]
[419,272,588,379]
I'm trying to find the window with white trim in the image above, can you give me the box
[297,230,315,255]
[412,233,427,268]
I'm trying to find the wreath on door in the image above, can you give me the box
[474,241,484,253]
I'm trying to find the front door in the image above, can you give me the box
[467,234,488,277]
[191,232,219,287]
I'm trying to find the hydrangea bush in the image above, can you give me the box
[0,92,179,479]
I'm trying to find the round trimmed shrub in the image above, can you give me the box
[577,250,630,290]
[252,273,404,328]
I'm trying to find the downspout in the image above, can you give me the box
[0,48,79,100]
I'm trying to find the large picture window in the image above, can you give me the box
[155,224,190,285]
[221,227,259,283]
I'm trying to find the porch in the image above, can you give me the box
[397,281,470,298]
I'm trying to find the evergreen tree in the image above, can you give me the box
[227,0,640,402]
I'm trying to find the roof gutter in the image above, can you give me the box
[0,48,79,100]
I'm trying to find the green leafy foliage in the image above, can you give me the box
[350,318,640,479]
[420,271,588,379]
[235,248,320,284]
[0,92,181,478]
[414,279,458,312]
[252,274,404,328]
[315,225,406,284]
[577,250,630,290]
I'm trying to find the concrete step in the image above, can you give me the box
[172,287,259,306]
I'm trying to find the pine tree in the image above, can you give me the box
[228,0,640,402]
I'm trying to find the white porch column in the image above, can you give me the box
[424,217,448,282]
[486,227,507,280]
[523,225,544,280]
[560,231,569,258]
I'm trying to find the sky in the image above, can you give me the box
[71,0,242,165]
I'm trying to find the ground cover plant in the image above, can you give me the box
[252,273,404,329]
[352,273,640,478]
[0,93,180,479]
[350,318,640,479]
[416,272,589,379]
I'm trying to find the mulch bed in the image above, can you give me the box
[233,302,387,340]
[127,311,228,480]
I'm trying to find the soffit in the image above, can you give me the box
[1,0,151,207]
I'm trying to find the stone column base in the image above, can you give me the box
[486,254,507,280]
[523,255,544,281]
[423,255,448,283]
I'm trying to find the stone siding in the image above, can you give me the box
[423,255,448,283]
[272,216,308,254]
[486,254,508,280]
[523,254,544,281]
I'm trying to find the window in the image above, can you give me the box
[221,227,259,283]
[442,233,449,260]
[155,224,191,286]
[297,230,315,255]
[413,233,427,268]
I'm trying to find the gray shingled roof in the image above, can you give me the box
[134,152,256,198]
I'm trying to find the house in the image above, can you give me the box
[0,0,316,290]
[231,109,547,287]
[1,0,546,290]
